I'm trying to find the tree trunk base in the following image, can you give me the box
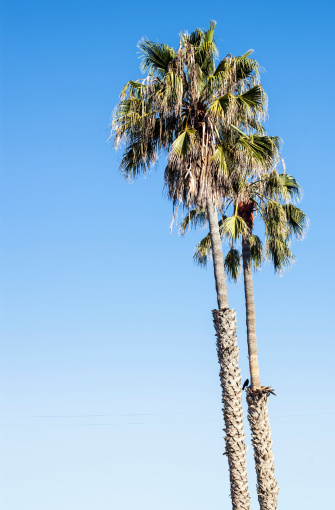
[246,388,279,510]
[213,308,250,510]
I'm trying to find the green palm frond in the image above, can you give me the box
[260,170,299,202]
[120,138,157,179]
[236,85,265,114]
[266,235,295,273]
[213,59,231,86]
[212,144,235,175]
[207,93,233,116]
[261,170,284,200]
[234,132,280,169]
[185,22,217,52]
[244,119,266,135]
[203,20,217,44]
[196,22,218,75]
[193,233,212,266]
[224,247,241,281]
[113,97,144,128]
[223,214,249,240]
[163,71,183,99]
[187,28,204,46]
[171,128,198,160]
[283,204,308,239]
[120,80,144,100]
[250,235,263,269]
[179,208,207,235]
[118,118,176,177]
[263,200,290,242]
[214,50,259,86]
[138,39,176,77]
[278,173,302,200]
[234,50,260,83]
[208,86,265,120]
[190,215,226,269]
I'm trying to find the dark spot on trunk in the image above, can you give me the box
[238,200,255,230]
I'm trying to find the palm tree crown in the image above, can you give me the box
[112,21,279,211]
[180,168,308,275]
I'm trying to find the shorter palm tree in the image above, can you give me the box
[180,168,308,510]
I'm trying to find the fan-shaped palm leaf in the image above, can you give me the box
[193,233,212,266]
[250,235,263,268]
[278,173,302,200]
[266,234,295,272]
[138,39,176,77]
[179,208,207,235]
[171,128,198,161]
[223,214,249,240]
[283,204,308,239]
[224,247,242,281]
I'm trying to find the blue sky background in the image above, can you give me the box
[1,1,334,509]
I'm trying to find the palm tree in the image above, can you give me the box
[111,22,278,510]
[180,168,308,510]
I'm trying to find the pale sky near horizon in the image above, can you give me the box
[1,1,335,509]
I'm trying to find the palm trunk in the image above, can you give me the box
[241,236,261,390]
[242,235,279,510]
[207,199,250,510]
[206,199,229,310]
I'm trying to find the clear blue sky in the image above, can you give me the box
[1,1,334,509]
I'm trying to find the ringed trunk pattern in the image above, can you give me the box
[213,309,250,510]
[207,199,250,510]
[246,388,279,510]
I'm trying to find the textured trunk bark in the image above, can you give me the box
[207,198,250,510]
[241,236,261,390]
[213,309,251,510]
[242,235,278,510]
[246,389,279,510]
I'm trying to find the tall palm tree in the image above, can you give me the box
[111,22,278,510]
[180,168,308,510]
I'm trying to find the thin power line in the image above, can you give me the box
[0,406,333,419]
[0,411,334,428]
